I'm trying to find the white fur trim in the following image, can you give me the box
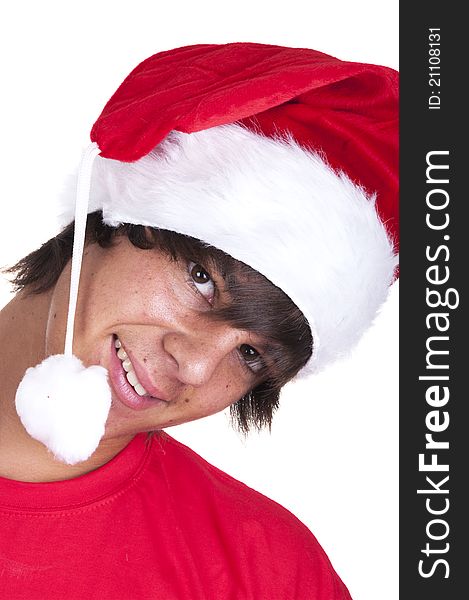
[15,354,112,464]
[63,124,396,374]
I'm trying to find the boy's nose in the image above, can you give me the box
[162,322,242,387]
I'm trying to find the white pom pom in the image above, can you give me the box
[15,354,112,465]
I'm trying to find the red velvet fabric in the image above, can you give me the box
[0,433,352,599]
[91,42,399,249]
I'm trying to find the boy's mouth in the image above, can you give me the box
[109,335,169,410]
[114,337,150,397]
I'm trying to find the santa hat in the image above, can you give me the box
[16,42,399,464]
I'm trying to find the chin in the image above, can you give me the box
[101,404,157,439]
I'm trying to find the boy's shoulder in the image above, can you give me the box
[150,432,352,600]
[155,431,312,531]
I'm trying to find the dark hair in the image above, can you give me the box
[6,211,313,432]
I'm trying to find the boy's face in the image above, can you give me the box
[44,237,265,440]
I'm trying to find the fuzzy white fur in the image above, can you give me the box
[15,354,112,464]
[63,124,397,374]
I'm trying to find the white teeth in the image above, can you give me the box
[115,337,150,397]
[117,348,128,361]
[134,383,147,396]
[126,370,138,387]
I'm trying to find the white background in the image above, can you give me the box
[0,2,398,599]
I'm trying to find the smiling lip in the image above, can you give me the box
[108,337,169,411]
[123,345,169,402]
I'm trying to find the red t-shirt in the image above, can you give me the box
[0,432,352,599]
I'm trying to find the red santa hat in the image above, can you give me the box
[16,42,399,464]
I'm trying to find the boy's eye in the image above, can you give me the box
[239,344,263,373]
[188,262,215,304]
